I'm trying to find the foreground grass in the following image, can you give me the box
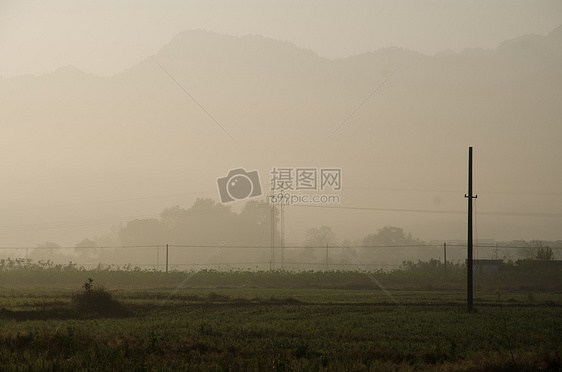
[0,287,560,371]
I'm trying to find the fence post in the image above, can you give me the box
[326,243,329,271]
[444,242,447,273]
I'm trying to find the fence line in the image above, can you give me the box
[1,244,560,250]
[1,241,559,273]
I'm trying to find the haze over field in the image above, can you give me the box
[1,1,561,257]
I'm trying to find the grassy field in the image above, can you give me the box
[1,282,561,371]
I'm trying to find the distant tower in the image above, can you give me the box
[269,194,286,270]
[270,195,275,270]
[280,199,285,269]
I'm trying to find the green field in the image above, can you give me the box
[1,280,561,371]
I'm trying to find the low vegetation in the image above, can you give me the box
[0,285,560,371]
[0,258,559,369]
[0,257,560,292]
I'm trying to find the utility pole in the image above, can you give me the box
[465,147,477,312]
[326,243,329,271]
[270,200,275,271]
[444,242,447,273]
[166,244,169,273]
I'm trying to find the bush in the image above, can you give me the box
[71,278,128,317]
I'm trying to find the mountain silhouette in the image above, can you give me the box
[1,26,561,246]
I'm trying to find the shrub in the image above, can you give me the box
[71,278,128,317]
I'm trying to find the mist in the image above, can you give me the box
[1,2,561,269]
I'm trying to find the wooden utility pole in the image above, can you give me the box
[465,147,477,312]
[166,244,169,273]
[326,243,329,271]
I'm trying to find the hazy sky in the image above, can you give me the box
[1,1,561,254]
[1,0,561,77]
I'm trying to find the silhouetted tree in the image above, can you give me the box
[32,241,60,261]
[362,226,425,262]
[531,241,555,261]
[301,226,335,262]
[160,198,236,246]
[362,226,421,246]
[75,238,99,258]
[119,219,165,246]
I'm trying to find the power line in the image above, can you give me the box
[0,203,260,233]
[344,186,562,197]
[326,64,402,141]
[1,196,559,234]
[155,60,238,144]
[291,204,562,218]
